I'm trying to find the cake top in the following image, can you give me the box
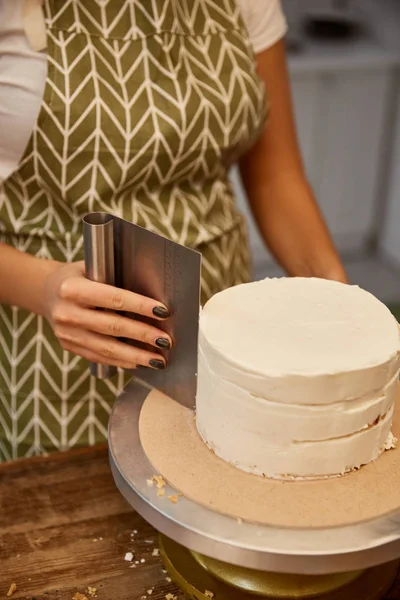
[200,278,400,376]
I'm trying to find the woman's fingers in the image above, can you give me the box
[61,341,137,370]
[55,325,167,369]
[44,261,171,368]
[58,277,170,320]
[53,304,172,349]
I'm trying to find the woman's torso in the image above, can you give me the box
[0,0,280,460]
[0,0,268,251]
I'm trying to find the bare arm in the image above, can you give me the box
[0,242,58,314]
[240,40,347,283]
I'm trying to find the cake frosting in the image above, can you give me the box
[196,277,400,479]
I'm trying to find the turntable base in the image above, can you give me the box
[160,535,399,599]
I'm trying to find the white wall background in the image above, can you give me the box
[231,0,400,286]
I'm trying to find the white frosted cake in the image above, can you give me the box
[196,278,400,479]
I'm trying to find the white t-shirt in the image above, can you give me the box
[0,0,287,181]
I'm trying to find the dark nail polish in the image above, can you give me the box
[153,306,170,319]
[155,337,171,349]
[149,359,166,370]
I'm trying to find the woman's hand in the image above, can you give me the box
[43,260,171,370]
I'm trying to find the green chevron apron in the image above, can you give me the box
[0,0,267,460]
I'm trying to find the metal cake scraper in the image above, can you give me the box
[82,212,201,409]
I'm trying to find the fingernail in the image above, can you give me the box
[149,358,166,370]
[155,337,171,349]
[153,306,170,319]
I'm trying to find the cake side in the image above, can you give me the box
[195,277,400,479]
[196,345,398,478]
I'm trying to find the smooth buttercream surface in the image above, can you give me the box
[196,277,400,478]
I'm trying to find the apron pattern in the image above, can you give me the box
[0,0,267,459]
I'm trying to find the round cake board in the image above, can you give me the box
[139,385,400,529]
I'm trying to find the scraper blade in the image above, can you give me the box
[83,212,201,410]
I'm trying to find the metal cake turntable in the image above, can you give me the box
[109,379,400,600]
[84,212,400,598]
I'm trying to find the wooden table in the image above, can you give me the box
[1,447,400,600]
[0,447,183,600]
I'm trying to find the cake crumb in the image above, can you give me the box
[72,594,88,600]
[147,589,154,596]
[152,475,166,489]
[166,577,172,583]
[205,592,214,599]
[6,584,17,597]
[157,488,165,497]
[165,595,177,600]
[124,552,134,562]
[168,495,178,504]
[152,548,160,557]
[385,432,398,451]
[87,587,97,598]
[146,479,154,487]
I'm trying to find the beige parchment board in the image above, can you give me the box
[139,385,400,529]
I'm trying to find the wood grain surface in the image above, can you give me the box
[0,446,183,600]
[0,446,399,600]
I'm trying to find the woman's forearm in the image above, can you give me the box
[240,169,347,283]
[0,242,59,315]
[241,41,347,284]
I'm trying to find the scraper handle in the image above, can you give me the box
[83,213,117,379]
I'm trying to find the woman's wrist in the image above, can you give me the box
[300,260,348,284]
[320,265,348,284]
[0,242,61,315]
[283,250,348,284]
[29,256,62,317]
